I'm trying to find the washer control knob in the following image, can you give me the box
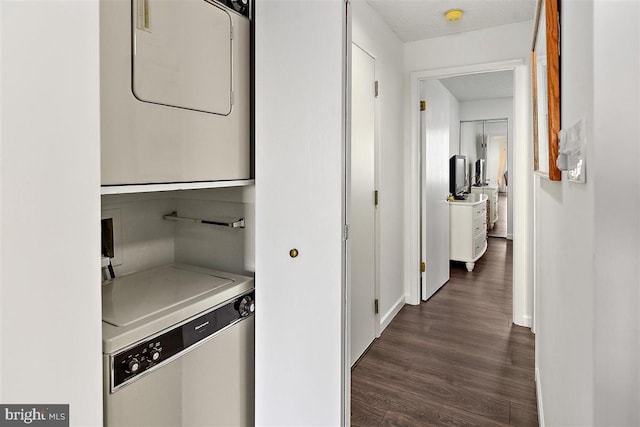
[148,348,161,363]
[237,296,255,317]
[127,358,141,374]
[147,348,160,362]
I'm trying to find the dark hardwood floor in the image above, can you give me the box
[351,239,538,426]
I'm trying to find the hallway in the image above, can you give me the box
[351,239,538,426]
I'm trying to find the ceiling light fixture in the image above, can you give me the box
[445,9,464,23]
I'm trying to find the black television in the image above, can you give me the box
[449,155,467,199]
[475,158,486,186]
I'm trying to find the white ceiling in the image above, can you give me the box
[439,70,513,102]
[362,1,526,102]
[364,0,536,42]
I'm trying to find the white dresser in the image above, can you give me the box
[471,184,499,229]
[449,193,488,272]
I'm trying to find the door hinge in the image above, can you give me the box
[374,190,379,206]
[420,262,426,272]
[344,224,349,240]
[420,100,426,111]
[374,80,379,98]
[374,299,379,314]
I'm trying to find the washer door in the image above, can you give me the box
[104,318,254,427]
[132,0,233,115]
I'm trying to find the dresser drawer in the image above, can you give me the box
[472,218,486,235]
[473,208,486,225]
[473,233,486,257]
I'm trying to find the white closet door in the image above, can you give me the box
[349,44,376,366]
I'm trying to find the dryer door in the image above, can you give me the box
[132,0,233,115]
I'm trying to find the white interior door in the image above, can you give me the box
[420,80,450,301]
[349,44,376,366]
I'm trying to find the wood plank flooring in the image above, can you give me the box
[351,239,538,426]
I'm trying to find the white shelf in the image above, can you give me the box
[101,179,255,195]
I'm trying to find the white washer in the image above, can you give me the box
[102,263,254,427]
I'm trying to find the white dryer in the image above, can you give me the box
[100,0,251,186]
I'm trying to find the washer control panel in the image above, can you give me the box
[110,290,255,392]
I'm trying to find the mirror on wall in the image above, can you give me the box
[532,0,561,180]
[459,119,508,191]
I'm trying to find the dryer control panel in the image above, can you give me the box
[110,290,255,392]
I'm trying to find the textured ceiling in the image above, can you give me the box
[439,70,513,102]
[364,0,536,42]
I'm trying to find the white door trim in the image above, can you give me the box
[342,4,352,425]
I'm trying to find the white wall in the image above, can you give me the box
[461,98,512,120]
[405,21,534,74]
[101,187,254,278]
[403,21,533,326]
[536,1,640,425]
[255,1,345,425]
[0,1,103,424]
[534,3,596,425]
[448,92,460,159]
[592,1,639,425]
[460,97,514,238]
[351,0,405,329]
[173,187,255,275]
[101,194,176,276]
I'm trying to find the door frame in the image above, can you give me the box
[406,58,533,328]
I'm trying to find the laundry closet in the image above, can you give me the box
[98,0,255,425]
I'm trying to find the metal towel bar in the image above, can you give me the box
[163,211,245,229]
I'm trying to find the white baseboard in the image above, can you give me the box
[514,314,532,328]
[379,295,405,334]
[536,367,545,427]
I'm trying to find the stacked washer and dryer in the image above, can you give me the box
[99,0,254,425]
